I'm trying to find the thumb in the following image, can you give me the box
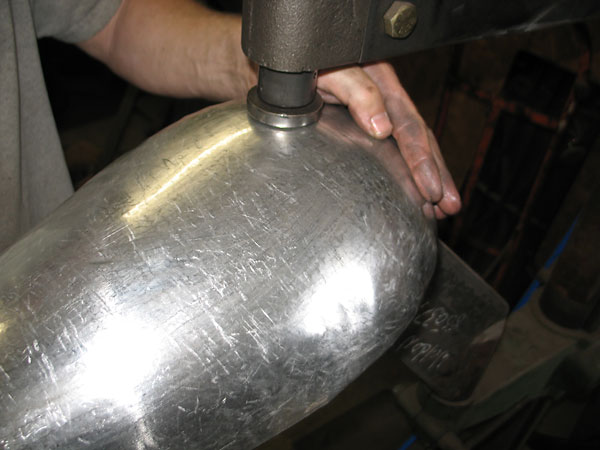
[317,65,393,139]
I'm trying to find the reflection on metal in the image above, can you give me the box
[298,261,375,336]
[0,102,436,449]
[124,127,252,218]
[78,315,164,409]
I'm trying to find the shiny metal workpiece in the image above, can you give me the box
[0,102,437,449]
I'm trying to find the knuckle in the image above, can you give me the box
[351,84,379,105]
[393,119,426,143]
[400,142,429,163]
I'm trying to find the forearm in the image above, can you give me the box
[79,0,256,101]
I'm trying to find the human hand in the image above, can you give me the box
[317,61,461,219]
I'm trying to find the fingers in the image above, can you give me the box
[362,63,443,203]
[363,62,461,216]
[427,129,462,217]
[317,62,462,218]
[317,66,393,139]
[394,119,443,204]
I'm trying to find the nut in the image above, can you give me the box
[383,1,417,39]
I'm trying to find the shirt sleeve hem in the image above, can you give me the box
[54,0,122,44]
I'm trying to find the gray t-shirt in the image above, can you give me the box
[0,0,121,252]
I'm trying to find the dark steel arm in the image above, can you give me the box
[242,0,600,127]
[243,0,600,72]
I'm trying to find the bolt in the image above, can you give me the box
[384,1,417,39]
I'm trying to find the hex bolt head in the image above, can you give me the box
[384,1,418,39]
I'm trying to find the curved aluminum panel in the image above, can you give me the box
[0,103,436,449]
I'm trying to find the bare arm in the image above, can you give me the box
[78,0,256,101]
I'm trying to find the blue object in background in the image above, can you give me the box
[514,216,579,311]
[398,434,417,450]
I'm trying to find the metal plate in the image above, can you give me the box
[396,242,509,401]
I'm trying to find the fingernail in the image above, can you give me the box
[370,112,391,137]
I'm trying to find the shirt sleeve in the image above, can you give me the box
[30,0,123,43]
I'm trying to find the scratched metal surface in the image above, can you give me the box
[0,102,436,449]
